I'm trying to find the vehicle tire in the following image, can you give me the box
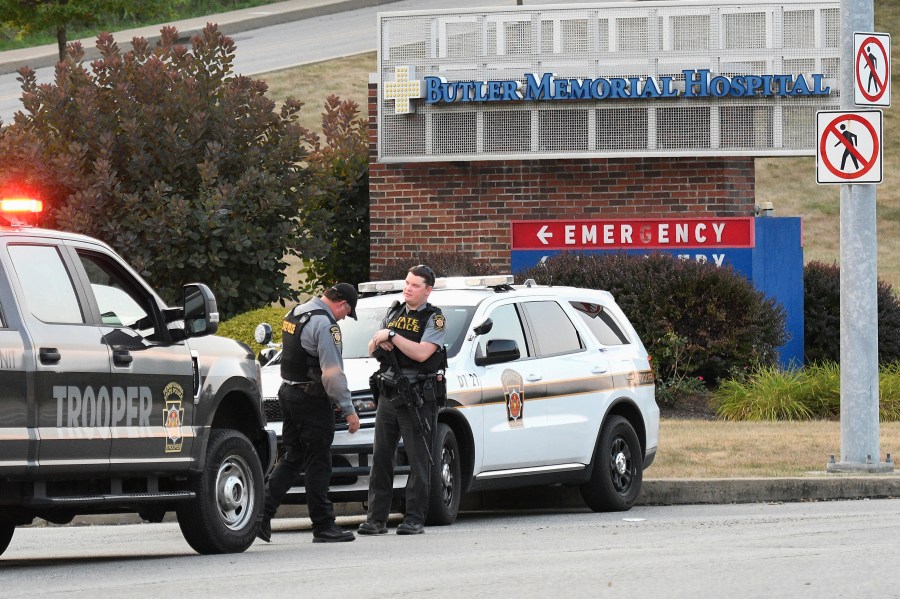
[176,429,264,554]
[425,423,461,526]
[580,415,643,512]
[0,518,14,557]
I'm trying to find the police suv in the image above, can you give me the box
[260,275,658,524]
[0,200,275,557]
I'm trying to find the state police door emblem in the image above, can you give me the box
[501,369,525,428]
[163,382,185,453]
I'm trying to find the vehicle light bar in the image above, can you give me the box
[464,275,514,287]
[359,274,515,292]
[358,280,406,293]
[1,198,43,213]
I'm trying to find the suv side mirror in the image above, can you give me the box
[255,322,273,345]
[258,347,279,366]
[472,318,493,336]
[183,283,219,337]
[474,338,520,366]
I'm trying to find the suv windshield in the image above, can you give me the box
[341,305,475,359]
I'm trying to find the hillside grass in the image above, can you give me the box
[0,0,277,51]
[756,0,900,289]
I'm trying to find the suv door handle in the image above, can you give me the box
[591,365,608,374]
[39,347,61,364]
[113,350,133,366]
[526,374,543,382]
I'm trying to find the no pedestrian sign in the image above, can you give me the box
[816,110,882,185]
[854,32,891,107]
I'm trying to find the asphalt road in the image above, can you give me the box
[3,499,900,597]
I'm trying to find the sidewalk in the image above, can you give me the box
[0,0,398,75]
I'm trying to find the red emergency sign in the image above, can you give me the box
[510,217,755,250]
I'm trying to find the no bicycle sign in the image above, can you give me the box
[816,110,883,185]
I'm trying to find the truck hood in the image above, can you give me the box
[260,353,379,400]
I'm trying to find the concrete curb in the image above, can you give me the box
[459,475,900,511]
[44,475,900,527]
[641,475,900,505]
[0,0,399,75]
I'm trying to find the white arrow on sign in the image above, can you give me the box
[537,225,553,245]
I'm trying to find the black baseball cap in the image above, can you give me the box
[331,283,358,320]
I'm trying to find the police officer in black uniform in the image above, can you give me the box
[358,265,445,536]
[257,283,361,543]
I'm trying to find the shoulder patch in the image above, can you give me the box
[433,313,445,332]
[330,324,342,345]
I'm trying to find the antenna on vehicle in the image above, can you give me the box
[538,255,551,286]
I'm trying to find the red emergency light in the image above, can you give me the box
[0,197,44,226]
[1,198,43,213]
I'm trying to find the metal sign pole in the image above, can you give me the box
[828,0,892,473]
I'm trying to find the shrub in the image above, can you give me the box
[801,361,841,418]
[712,361,900,421]
[713,366,815,421]
[517,252,787,384]
[804,261,900,365]
[651,330,709,407]
[295,95,370,294]
[881,362,900,421]
[0,25,308,317]
[216,304,287,355]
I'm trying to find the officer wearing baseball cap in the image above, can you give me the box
[330,282,358,319]
[258,283,360,543]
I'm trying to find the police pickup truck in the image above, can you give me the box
[259,275,658,525]
[0,200,275,557]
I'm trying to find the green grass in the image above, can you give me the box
[0,0,277,51]
[216,303,286,354]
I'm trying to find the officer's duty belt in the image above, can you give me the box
[282,379,311,387]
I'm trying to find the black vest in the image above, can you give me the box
[387,303,443,371]
[280,308,334,382]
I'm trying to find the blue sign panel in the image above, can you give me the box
[511,217,803,368]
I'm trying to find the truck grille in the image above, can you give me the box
[264,391,376,424]
[263,398,282,422]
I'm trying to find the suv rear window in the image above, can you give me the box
[570,301,630,345]
[521,300,583,356]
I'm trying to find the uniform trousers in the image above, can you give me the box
[265,383,336,531]
[366,390,435,525]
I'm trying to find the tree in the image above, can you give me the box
[295,95,370,292]
[0,0,176,62]
[0,24,310,316]
[0,0,177,63]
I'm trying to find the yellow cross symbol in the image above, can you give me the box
[383,66,423,115]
